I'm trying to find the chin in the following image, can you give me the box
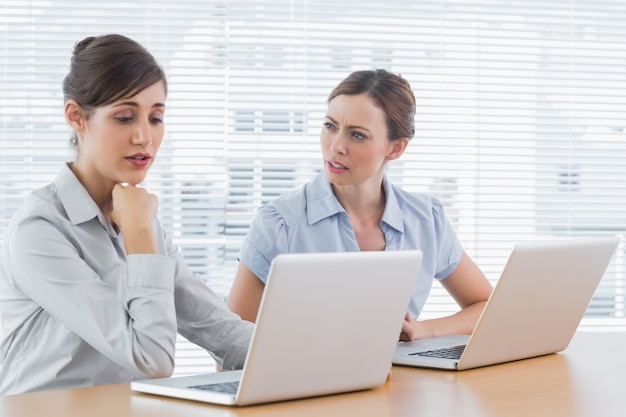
[124,174,148,185]
[325,172,351,187]
[324,169,338,182]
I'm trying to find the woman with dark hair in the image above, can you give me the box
[227,69,492,341]
[0,34,252,395]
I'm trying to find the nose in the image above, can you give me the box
[329,132,348,155]
[132,120,153,146]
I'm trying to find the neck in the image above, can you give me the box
[332,180,386,223]
[69,161,115,218]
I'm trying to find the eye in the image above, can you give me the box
[352,131,367,140]
[150,110,165,125]
[323,121,338,132]
[114,110,134,123]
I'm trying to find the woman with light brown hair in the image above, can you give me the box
[228,69,492,341]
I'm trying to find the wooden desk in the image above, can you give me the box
[2,331,624,417]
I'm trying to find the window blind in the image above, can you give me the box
[2,0,625,375]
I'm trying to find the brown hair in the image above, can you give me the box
[327,69,415,141]
[62,34,167,150]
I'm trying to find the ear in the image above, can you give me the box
[386,138,409,161]
[64,100,86,133]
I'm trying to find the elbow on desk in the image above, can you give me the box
[134,354,175,379]
[130,331,177,378]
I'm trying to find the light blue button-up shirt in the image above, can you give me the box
[239,172,463,319]
[0,163,252,395]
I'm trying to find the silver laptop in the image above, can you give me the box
[393,236,620,371]
[132,250,423,406]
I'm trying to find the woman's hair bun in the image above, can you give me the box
[73,36,96,56]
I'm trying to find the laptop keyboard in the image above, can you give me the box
[188,381,240,394]
[409,344,466,360]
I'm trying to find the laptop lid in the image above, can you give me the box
[393,236,620,370]
[132,250,423,406]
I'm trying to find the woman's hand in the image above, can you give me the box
[399,252,493,342]
[111,183,159,254]
[399,312,433,342]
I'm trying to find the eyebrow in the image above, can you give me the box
[113,101,166,109]
[325,115,372,134]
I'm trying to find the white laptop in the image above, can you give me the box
[393,236,620,371]
[132,250,423,406]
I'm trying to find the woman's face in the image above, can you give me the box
[74,81,166,188]
[321,93,399,188]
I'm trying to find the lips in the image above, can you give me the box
[327,160,348,173]
[126,153,151,168]
[328,161,346,169]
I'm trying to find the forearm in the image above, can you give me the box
[174,271,253,371]
[121,223,158,254]
[409,300,487,340]
[12,251,178,378]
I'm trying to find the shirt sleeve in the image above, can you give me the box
[6,214,178,378]
[431,197,464,280]
[164,232,253,371]
[238,204,289,284]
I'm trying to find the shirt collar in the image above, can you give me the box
[304,171,405,234]
[55,162,108,228]
[305,172,346,225]
[380,176,405,234]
